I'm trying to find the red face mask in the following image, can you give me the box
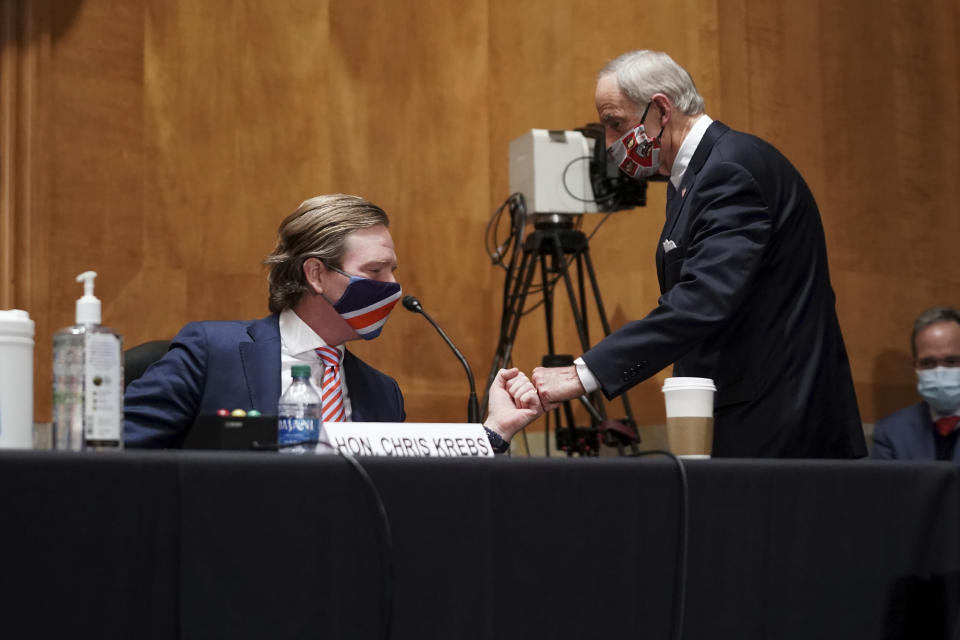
[606,101,662,179]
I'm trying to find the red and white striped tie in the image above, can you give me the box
[316,346,346,422]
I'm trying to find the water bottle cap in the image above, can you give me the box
[291,364,311,378]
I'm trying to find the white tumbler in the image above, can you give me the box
[0,309,35,448]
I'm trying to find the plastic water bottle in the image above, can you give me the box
[277,364,321,453]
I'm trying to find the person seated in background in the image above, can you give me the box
[873,307,960,461]
[124,194,541,453]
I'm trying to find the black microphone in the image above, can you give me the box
[402,295,481,423]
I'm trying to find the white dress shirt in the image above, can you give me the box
[574,113,714,394]
[929,407,960,427]
[670,114,713,189]
[278,308,351,420]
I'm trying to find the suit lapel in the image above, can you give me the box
[655,243,666,292]
[341,350,368,421]
[239,314,282,414]
[657,176,691,292]
[656,121,730,292]
[662,120,730,242]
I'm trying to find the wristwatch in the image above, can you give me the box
[483,427,510,454]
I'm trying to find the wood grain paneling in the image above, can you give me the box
[137,0,332,331]
[325,0,499,421]
[1,0,51,313]
[3,0,959,442]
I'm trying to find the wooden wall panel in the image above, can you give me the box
[4,0,959,443]
[326,0,495,421]
[135,0,332,333]
[15,0,144,425]
[0,0,45,310]
[816,0,960,419]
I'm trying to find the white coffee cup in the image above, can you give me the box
[662,377,716,458]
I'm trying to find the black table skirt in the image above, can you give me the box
[1,451,958,639]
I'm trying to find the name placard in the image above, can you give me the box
[322,422,494,458]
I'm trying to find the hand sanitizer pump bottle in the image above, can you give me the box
[52,271,124,451]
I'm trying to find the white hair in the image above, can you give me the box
[599,50,705,116]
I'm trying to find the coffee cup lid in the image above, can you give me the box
[661,377,716,392]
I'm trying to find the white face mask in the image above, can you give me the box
[606,101,663,180]
[916,366,960,415]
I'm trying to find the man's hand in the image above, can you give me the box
[531,365,585,411]
[484,368,544,442]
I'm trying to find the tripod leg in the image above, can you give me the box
[577,250,589,347]
[574,250,614,424]
[501,242,541,367]
[581,244,613,335]
[540,253,556,355]
[542,234,598,455]
[550,236,591,352]
[562,400,582,456]
[485,223,639,455]
[581,244,640,447]
[539,254,556,458]
[483,241,540,408]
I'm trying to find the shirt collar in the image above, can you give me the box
[929,405,960,423]
[279,308,343,360]
[670,114,713,189]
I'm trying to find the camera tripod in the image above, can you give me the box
[485,214,640,456]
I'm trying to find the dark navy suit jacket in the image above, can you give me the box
[124,313,404,447]
[872,402,960,462]
[582,121,865,458]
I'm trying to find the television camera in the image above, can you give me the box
[485,123,661,456]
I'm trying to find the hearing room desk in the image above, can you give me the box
[0,451,957,639]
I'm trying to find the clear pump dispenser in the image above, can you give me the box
[52,271,124,450]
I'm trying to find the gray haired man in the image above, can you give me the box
[533,50,865,458]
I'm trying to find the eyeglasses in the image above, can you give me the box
[915,356,960,370]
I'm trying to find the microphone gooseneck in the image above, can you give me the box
[402,295,481,423]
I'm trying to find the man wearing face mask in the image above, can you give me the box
[873,308,960,461]
[124,194,541,451]
[532,50,866,458]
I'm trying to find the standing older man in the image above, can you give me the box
[873,308,960,461]
[532,50,865,458]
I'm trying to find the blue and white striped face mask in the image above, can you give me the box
[324,264,402,340]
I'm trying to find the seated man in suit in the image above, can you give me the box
[532,50,865,458]
[125,194,541,452]
[873,307,960,461]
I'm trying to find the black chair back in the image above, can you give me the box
[124,340,171,390]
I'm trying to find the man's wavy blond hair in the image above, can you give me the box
[264,194,389,313]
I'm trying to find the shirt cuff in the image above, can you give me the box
[574,357,600,394]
